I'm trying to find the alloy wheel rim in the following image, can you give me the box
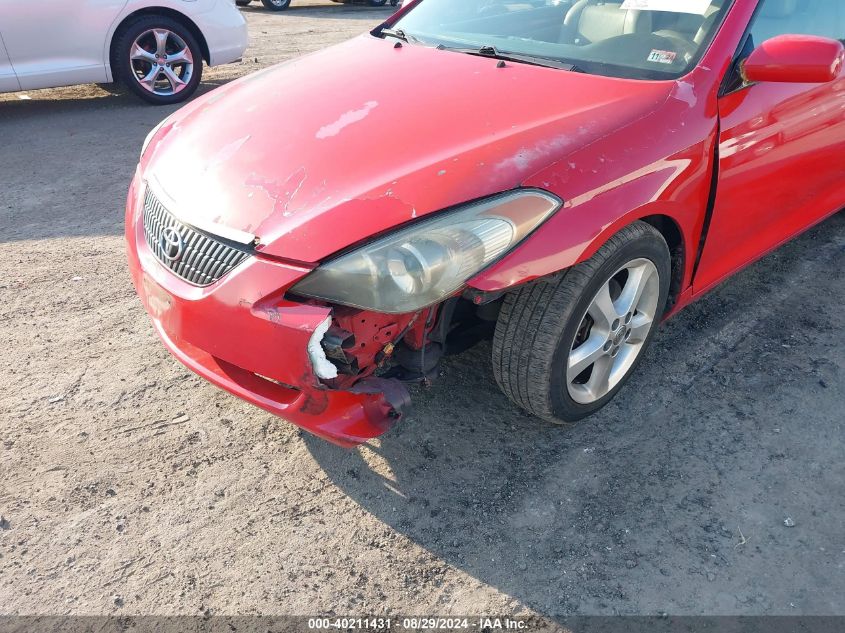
[566,258,660,405]
[130,28,193,96]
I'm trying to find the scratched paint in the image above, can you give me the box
[496,134,573,173]
[205,135,250,172]
[316,101,379,139]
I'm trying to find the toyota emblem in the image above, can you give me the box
[160,227,185,262]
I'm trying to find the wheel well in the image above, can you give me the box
[639,214,684,311]
[110,7,211,73]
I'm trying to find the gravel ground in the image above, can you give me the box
[1,0,844,621]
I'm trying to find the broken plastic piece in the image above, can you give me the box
[307,316,339,379]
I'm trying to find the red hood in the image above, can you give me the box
[145,35,673,263]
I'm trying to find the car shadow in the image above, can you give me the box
[303,211,845,618]
[0,79,229,118]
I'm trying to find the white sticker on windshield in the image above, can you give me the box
[621,0,711,15]
[647,49,677,64]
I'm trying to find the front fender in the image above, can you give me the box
[468,80,720,296]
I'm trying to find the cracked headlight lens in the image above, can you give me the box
[291,189,561,314]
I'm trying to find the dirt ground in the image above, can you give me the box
[1,0,844,621]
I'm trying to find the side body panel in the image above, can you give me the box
[0,32,21,92]
[695,77,845,293]
[468,78,719,299]
[694,8,845,293]
[2,0,129,90]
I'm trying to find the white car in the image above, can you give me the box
[234,0,389,10]
[0,0,248,105]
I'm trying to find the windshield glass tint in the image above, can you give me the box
[392,0,733,79]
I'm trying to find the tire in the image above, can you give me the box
[369,0,389,5]
[113,15,203,105]
[261,0,292,10]
[492,221,671,424]
[236,0,252,5]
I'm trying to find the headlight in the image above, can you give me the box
[140,116,169,159]
[291,189,561,314]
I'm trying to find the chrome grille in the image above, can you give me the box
[142,188,250,286]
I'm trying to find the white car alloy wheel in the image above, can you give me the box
[567,258,660,405]
[130,28,194,97]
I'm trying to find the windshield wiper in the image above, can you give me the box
[380,27,418,44]
[436,43,577,71]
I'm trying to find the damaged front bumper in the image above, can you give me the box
[125,174,409,447]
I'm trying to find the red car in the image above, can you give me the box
[126,0,845,446]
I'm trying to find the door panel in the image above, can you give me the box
[694,0,845,293]
[0,32,20,92]
[2,0,128,90]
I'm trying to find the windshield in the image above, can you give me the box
[389,0,734,80]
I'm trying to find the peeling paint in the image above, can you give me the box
[316,101,379,139]
[673,80,697,107]
[245,167,308,219]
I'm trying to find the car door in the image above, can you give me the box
[1,0,129,91]
[0,32,20,92]
[694,0,845,293]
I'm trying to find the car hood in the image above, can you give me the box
[145,35,673,263]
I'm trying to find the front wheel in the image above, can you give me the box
[492,221,671,423]
[114,15,203,105]
[261,0,292,9]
